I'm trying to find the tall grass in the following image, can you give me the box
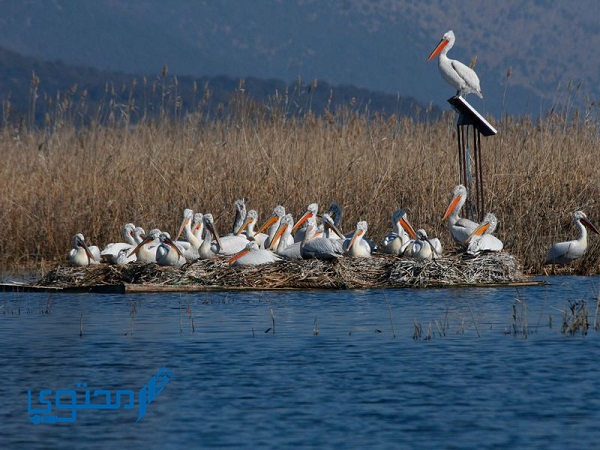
[0,79,599,275]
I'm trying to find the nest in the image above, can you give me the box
[34,252,528,291]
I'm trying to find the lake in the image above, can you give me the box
[2,275,600,449]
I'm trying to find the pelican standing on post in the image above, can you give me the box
[427,30,483,98]
[545,211,599,267]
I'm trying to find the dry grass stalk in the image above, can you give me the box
[0,92,599,276]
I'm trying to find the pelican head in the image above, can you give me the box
[321,213,346,239]
[442,184,468,221]
[293,203,319,232]
[427,30,455,61]
[575,211,600,234]
[176,208,194,241]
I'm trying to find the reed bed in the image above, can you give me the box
[0,82,599,276]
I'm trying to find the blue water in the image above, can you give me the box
[2,276,600,449]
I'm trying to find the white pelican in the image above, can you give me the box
[428,30,483,98]
[227,241,282,266]
[466,213,504,256]
[198,214,224,259]
[68,233,101,266]
[192,213,204,241]
[301,215,345,260]
[381,209,417,255]
[344,221,372,258]
[175,209,202,261]
[270,214,303,260]
[255,205,288,249]
[405,229,443,260]
[442,184,480,245]
[155,232,186,266]
[236,209,268,247]
[230,198,247,235]
[100,223,137,264]
[545,211,599,266]
[293,203,319,243]
[128,229,161,263]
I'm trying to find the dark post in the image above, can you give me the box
[447,96,497,223]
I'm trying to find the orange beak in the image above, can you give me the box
[269,224,288,250]
[442,195,462,221]
[176,218,190,241]
[228,248,250,264]
[292,212,313,232]
[400,217,417,240]
[255,215,278,236]
[428,38,449,61]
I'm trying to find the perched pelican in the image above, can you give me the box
[192,213,204,241]
[128,229,161,263]
[442,185,480,245]
[255,205,288,250]
[231,199,247,235]
[427,30,483,98]
[344,221,372,258]
[198,214,224,259]
[545,211,599,266]
[228,241,282,266]
[100,223,137,264]
[466,213,503,256]
[155,232,186,266]
[381,209,417,255]
[301,215,345,260]
[68,233,100,266]
[405,229,443,260]
[293,203,319,243]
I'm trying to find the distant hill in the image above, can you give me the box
[0,1,595,118]
[0,46,440,126]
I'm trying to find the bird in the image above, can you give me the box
[174,209,203,261]
[68,233,101,266]
[466,213,504,256]
[128,229,162,263]
[155,232,186,266]
[442,184,480,245]
[255,205,287,249]
[293,203,319,243]
[381,209,417,255]
[404,229,443,260]
[100,223,138,264]
[236,209,268,247]
[427,30,483,98]
[198,213,224,259]
[301,215,345,260]
[269,214,302,260]
[230,198,247,235]
[227,241,282,266]
[545,211,599,267]
[344,221,372,258]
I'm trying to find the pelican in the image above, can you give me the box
[293,203,319,243]
[545,211,600,266]
[175,209,202,249]
[100,223,137,264]
[236,209,268,247]
[427,30,483,98]
[227,241,282,266]
[68,233,101,266]
[270,214,302,260]
[381,209,417,255]
[192,213,204,241]
[301,215,345,260]
[442,184,480,245]
[155,232,186,266]
[198,213,224,259]
[328,203,343,228]
[466,213,503,256]
[128,229,161,263]
[344,221,372,258]
[231,198,247,235]
[404,229,442,260]
[255,205,288,249]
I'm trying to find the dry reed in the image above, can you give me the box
[0,84,599,276]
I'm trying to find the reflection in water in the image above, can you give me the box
[2,276,600,448]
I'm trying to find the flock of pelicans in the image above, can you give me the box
[67,184,599,270]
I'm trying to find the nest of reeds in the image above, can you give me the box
[34,251,527,290]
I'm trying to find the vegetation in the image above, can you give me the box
[0,75,599,276]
